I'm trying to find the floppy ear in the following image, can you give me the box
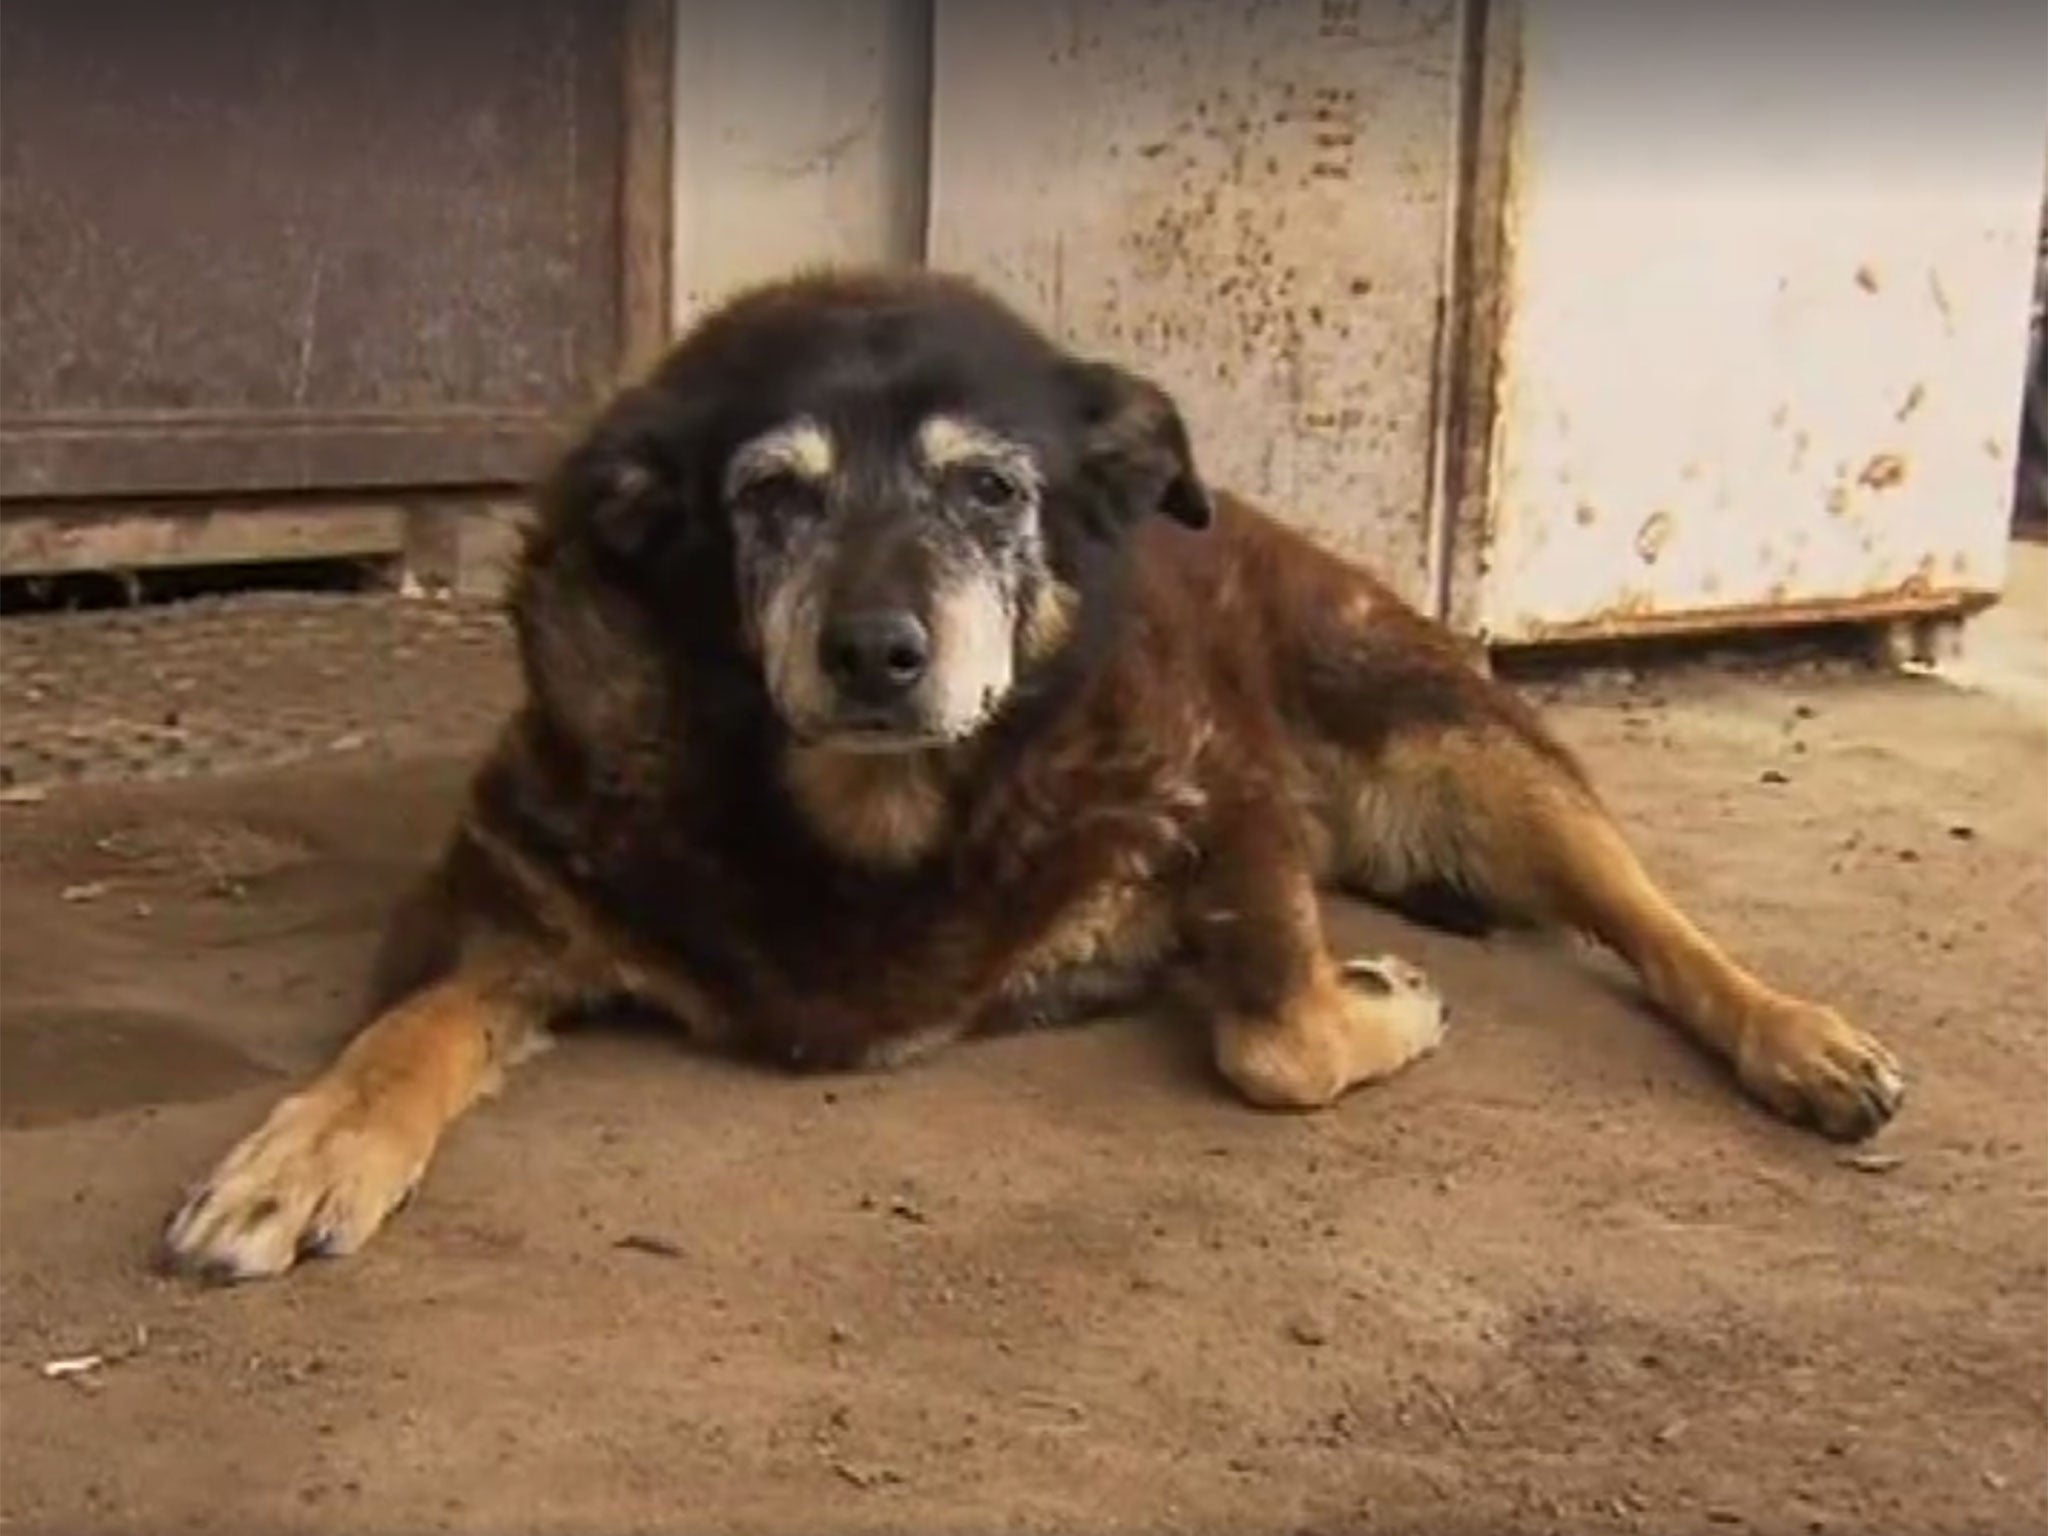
[539,384,702,568]
[510,390,687,776]
[1066,359,1213,531]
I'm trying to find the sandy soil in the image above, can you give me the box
[2,591,2044,1535]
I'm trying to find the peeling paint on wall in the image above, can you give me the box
[928,0,1463,606]
[670,0,930,326]
[1469,1,2048,644]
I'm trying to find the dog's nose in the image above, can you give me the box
[819,610,931,704]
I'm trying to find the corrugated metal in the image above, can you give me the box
[927,0,1464,609]
[1467,2,2048,645]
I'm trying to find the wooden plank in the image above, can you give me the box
[0,503,406,576]
[619,0,677,381]
[0,415,551,502]
[0,0,625,499]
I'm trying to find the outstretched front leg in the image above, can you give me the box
[1181,804,1449,1111]
[160,955,555,1283]
[1325,711,1905,1141]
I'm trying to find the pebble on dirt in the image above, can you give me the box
[1285,1314,1332,1347]
[39,1354,104,1381]
[885,1193,929,1225]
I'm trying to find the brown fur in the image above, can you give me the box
[160,271,1904,1284]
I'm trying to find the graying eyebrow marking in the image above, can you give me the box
[724,417,835,499]
[915,415,1042,491]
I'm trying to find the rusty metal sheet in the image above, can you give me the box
[0,0,625,501]
[1468,2,2048,645]
[928,0,1464,609]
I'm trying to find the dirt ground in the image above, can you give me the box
[2,558,2044,1536]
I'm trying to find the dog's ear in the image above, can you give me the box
[541,384,703,567]
[512,389,688,770]
[1065,359,1213,531]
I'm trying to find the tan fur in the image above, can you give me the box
[1303,739,1458,892]
[726,417,834,491]
[1533,801,1894,1138]
[923,566,1017,740]
[1215,955,1448,1110]
[159,972,545,1278]
[1020,580,1080,663]
[915,414,1044,491]
[782,743,952,868]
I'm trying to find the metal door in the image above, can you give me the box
[927,0,1466,610]
[1459,2,2048,645]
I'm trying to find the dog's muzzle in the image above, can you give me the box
[819,608,931,708]
[807,605,945,746]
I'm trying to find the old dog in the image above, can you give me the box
[162,270,1904,1282]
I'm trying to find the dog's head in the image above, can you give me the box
[527,271,1210,755]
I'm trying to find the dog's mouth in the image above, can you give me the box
[810,725,952,755]
[792,710,957,756]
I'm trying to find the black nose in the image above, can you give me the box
[819,609,930,704]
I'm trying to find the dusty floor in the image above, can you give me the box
[1,556,2044,1536]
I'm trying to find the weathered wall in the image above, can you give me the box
[670,0,929,326]
[1470,2,2048,644]
[928,0,1467,608]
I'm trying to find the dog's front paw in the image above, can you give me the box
[1339,954,1451,1065]
[160,1088,427,1283]
[1737,1001,1904,1142]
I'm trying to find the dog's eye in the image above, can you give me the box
[959,466,1023,511]
[731,472,820,519]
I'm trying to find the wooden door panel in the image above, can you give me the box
[0,1,624,499]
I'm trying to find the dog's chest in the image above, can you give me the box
[628,712,1214,1064]
[725,782,1196,1065]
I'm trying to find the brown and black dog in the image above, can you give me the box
[162,269,1903,1282]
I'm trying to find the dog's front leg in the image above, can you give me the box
[160,962,552,1283]
[1184,808,1448,1111]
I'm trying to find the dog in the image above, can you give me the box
[161,269,1904,1283]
